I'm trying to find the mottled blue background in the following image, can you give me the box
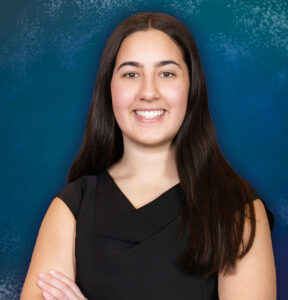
[0,0,287,298]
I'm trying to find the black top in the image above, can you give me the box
[55,169,274,300]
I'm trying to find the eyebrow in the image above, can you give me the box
[117,60,181,72]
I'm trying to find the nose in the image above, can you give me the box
[138,76,160,101]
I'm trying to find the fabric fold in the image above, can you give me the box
[73,170,218,299]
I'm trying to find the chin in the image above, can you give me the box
[134,137,173,148]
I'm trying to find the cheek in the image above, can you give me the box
[111,79,135,103]
[161,82,189,110]
[111,81,134,122]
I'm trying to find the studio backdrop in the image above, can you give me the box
[0,0,287,299]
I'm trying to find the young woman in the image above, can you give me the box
[21,12,276,299]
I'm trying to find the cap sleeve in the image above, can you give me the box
[54,177,83,219]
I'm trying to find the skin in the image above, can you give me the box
[108,29,190,208]
[110,29,190,150]
[218,199,276,299]
[20,29,276,299]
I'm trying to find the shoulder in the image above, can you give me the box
[253,199,270,227]
[246,199,272,236]
[33,197,76,261]
[21,197,76,298]
[218,199,276,300]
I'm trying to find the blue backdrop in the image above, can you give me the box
[0,1,287,298]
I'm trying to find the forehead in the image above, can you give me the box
[115,29,184,62]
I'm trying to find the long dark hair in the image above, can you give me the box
[67,12,273,276]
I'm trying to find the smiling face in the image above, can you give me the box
[110,29,190,148]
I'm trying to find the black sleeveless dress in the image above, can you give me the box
[55,169,274,300]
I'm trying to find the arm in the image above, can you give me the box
[20,197,76,299]
[218,199,276,300]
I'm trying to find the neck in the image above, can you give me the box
[111,137,179,183]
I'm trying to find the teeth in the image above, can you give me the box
[135,110,165,119]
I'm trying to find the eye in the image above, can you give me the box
[122,72,139,78]
[160,71,175,78]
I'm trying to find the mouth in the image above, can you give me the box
[132,109,167,122]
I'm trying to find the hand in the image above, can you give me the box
[37,270,87,299]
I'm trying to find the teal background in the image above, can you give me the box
[0,0,287,298]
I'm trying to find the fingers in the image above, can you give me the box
[37,277,68,299]
[48,270,85,298]
[37,272,85,299]
[42,291,56,300]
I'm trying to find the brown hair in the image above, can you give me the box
[67,12,273,276]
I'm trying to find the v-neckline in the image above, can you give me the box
[104,169,181,211]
